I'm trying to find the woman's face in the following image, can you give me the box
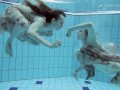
[77,30,86,40]
[52,14,65,30]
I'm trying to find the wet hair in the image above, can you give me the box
[85,29,88,37]
[24,0,66,23]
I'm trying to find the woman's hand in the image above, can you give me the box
[5,42,13,57]
[72,72,78,81]
[50,40,62,48]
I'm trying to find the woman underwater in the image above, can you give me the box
[66,22,120,84]
[0,0,66,57]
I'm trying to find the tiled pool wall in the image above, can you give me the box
[0,0,120,84]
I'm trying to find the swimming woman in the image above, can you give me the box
[0,0,66,57]
[66,22,120,83]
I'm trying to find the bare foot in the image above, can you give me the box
[72,72,78,81]
[5,42,13,57]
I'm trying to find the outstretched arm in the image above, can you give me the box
[66,22,95,37]
[66,22,103,50]
[27,17,62,48]
[73,50,87,80]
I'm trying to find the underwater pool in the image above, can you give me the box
[0,0,120,90]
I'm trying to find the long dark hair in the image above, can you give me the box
[24,0,66,23]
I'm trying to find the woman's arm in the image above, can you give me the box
[66,22,97,43]
[26,18,51,47]
[67,22,102,50]
[27,18,61,48]
[66,22,95,37]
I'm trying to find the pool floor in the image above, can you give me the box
[0,77,120,90]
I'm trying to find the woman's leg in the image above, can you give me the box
[0,16,7,34]
[5,24,22,57]
[73,65,83,80]
[84,64,95,80]
[111,72,120,83]
[5,6,30,57]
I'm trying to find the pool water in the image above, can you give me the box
[0,0,120,90]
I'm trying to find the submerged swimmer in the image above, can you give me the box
[0,0,66,57]
[66,22,120,83]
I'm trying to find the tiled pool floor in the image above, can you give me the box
[0,77,120,90]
